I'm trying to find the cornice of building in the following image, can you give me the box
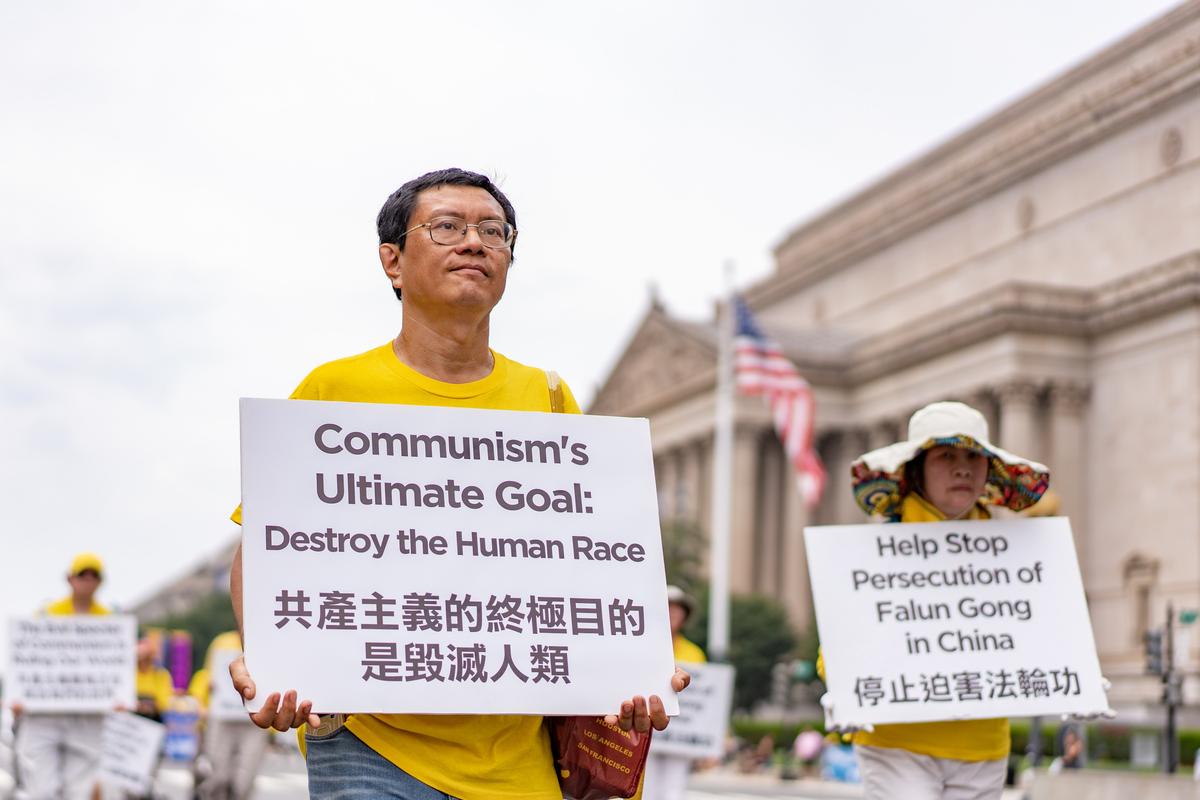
[612,252,1200,419]
[849,251,1200,384]
[746,2,1200,306]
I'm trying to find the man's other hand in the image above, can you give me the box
[229,654,319,731]
[605,666,691,733]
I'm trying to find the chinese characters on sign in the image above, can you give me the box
[239,398,678,715]
[804,518,1108,726]
[851,666,1080,707]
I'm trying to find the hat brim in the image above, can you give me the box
[851,434,1049,520]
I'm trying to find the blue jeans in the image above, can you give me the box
[305,726,459,799]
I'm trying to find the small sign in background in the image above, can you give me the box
[5,615,136,712]
[650,661,734,759]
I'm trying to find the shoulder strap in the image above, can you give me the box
[545,370,565,413]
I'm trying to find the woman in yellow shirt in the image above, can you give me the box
[844,401,1049,800]
[134,638,175,722]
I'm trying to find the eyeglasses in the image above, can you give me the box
[403,217,516,249]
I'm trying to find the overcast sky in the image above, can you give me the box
[0,0,1181,668]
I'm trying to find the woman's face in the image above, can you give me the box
[921,445,989,519]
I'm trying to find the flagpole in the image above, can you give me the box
[708,262,735,662]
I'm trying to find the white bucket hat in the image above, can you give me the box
[665,585,695,618]
[850,401,1049,520]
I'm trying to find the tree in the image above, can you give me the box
[684,585,798,712]
[658,517,707,592]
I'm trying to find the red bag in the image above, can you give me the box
[548,715,651,800]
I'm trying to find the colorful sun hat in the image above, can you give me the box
[851,401,1049,520]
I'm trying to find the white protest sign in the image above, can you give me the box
[101,711,165,794]
[650,662,734,759]
[805,518,1108,726]
[239,397,677,715]
[6,616,136,712]
[208,649,249,721]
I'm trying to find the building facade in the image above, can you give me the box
[591,2,1200,717]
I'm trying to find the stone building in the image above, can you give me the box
[590,2,1200,717]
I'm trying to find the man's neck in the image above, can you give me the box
[72,595,93,613]
[394,309,493,384]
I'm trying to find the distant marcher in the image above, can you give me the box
[14,553,111,800]
[1059,725,1083,770]
[643,586,706,800]
[841,402,1049,800]
[793,727,824,777]
[134,637,174,722]
[193,631,269,800]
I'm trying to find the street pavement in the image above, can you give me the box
[0,752,1025,799]
[149,757,1028,800]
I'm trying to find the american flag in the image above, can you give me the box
[733,297,826,508]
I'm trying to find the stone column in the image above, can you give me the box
[659,450,679,520]
[653,455,667,517]
[729,426,762,594]
[1048,382,1090,570]
[695,441,711,568]
[673,448,690,523]
[968,388,1001,439]
[867,418,902,452]
[780,458,813,630]
[755,437,785,596]
[996,381,1044,461]
[838,429,870,523]
[812,432,840,525]
[682,441,704,525]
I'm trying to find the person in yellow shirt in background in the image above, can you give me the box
[836,402,1050,800]
[643,585,706,800]
[226,168,689,800]
[192,631,269,800]
[15,553,110,800]
[134,637,175,722]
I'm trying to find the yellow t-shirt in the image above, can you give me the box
[673,635,706,665]
[136,666,175,714]
[848,494,1010,761]
[190,631,243,710]
[233,344,579,800]
[188,669,211,711]
[205,631,244,666]
[45,597,109,615]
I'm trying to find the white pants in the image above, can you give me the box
[856,744,1006,800]
[641,752,690,800]
[15,714,103,800]
[195,719,270,800]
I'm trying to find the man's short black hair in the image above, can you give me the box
[377,168,517,302]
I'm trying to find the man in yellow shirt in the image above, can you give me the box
[643,586,706,800]
[226,168,688,799]
[15,553,109,800]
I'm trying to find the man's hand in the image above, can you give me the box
[9,701,23,719]
[604,667,690,733]
[229,654,319,731]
